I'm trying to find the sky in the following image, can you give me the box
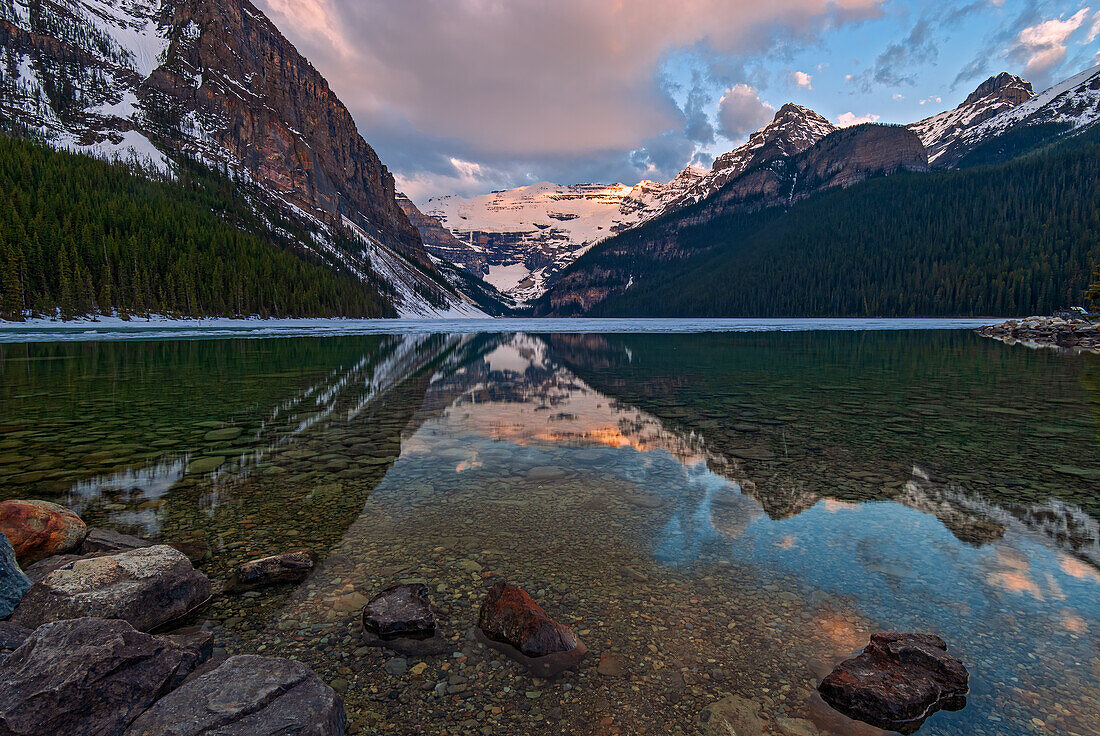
[254,0,1100,204]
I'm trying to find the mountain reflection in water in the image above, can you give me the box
[0,330,1097,736]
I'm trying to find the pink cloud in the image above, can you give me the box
[255,0,884,158]
[1011,8,1092,77]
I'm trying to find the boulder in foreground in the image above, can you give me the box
[0,617,210,736]
[227,549,315,592]
[10,545,211,632]
[0,534,30,618]
[0,500,87,565]
[817,632,969,734]
[124,654,345,736]
[477,582,587,677]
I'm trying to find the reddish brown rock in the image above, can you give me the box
[477,582,587,677]
[0,500,87,566]
[817,632,969,734]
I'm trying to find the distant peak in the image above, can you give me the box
[963,72,1034,107]
[774,103,826,121]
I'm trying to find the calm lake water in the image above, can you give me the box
[1,326,1097,736]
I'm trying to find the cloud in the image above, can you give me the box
[836,112,882,126]
[254,0,885,198]
[851,18,938,90]
[1086,10,1100,43]
[788,70,814,89]
[717,84,776,139]
[1010,8,1092,77]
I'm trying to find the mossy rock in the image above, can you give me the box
[187,456,226,474]
[204,427,243,442]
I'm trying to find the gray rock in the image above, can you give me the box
[0,617,209,736]
[362,583,437,640]
[10,545,211,632]
[227,549,315,592]
[124,655,346,736]
[79,528,153,555]
[0,622,30,667]
[0,534,30,618]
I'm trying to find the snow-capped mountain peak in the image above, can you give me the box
[961,64,1100,142]
[909,71,1035,165]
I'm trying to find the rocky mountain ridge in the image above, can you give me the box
[539,122,929,315]
[909,72,1035,165]
[0,0,488,317]
[413,65,1100,309]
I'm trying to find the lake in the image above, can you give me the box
[1,322,1097,735]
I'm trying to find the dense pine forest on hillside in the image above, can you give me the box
[549,129,1100,318]
[0,135,394,321]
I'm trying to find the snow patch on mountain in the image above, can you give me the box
[909,72,1035,164]
[963,64,1100,139]
[423,173,706,303]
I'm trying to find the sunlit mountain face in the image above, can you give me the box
[1,330,1097,735]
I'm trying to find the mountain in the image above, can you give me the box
[412,171,705,303]
[945,64,1100,167]
[405,104,837,304]
[669,104,838,207]
[0,0,491,317]
[909,72,1035,165]
[532,64,1100,316]
[537,126,1099,318]
[537,122,928,314]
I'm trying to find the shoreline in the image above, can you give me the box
[977,316,1100,354]
[0,316,1004,343]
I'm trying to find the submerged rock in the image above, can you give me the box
[227,549,315,592]
[0,618,210,736]
[817,632,969,734]
[700,694,765,736]
[124,655,346,736]
[0,500,87,565]
[11,545,211,632]
[363,583,436,639]
[0,534,31,618]
[80,528,153,555]
[477,582,587,677]
[360,583,446,656]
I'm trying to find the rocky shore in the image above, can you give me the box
[977,316,1100,352]
[0,496,979,735]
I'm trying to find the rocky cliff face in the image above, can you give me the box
[686,123,927,223]
[673,104,838,208]
[144,0,426,262]
[396,194,483,272]
[0,0,489,315]
[910,72,1035,166]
